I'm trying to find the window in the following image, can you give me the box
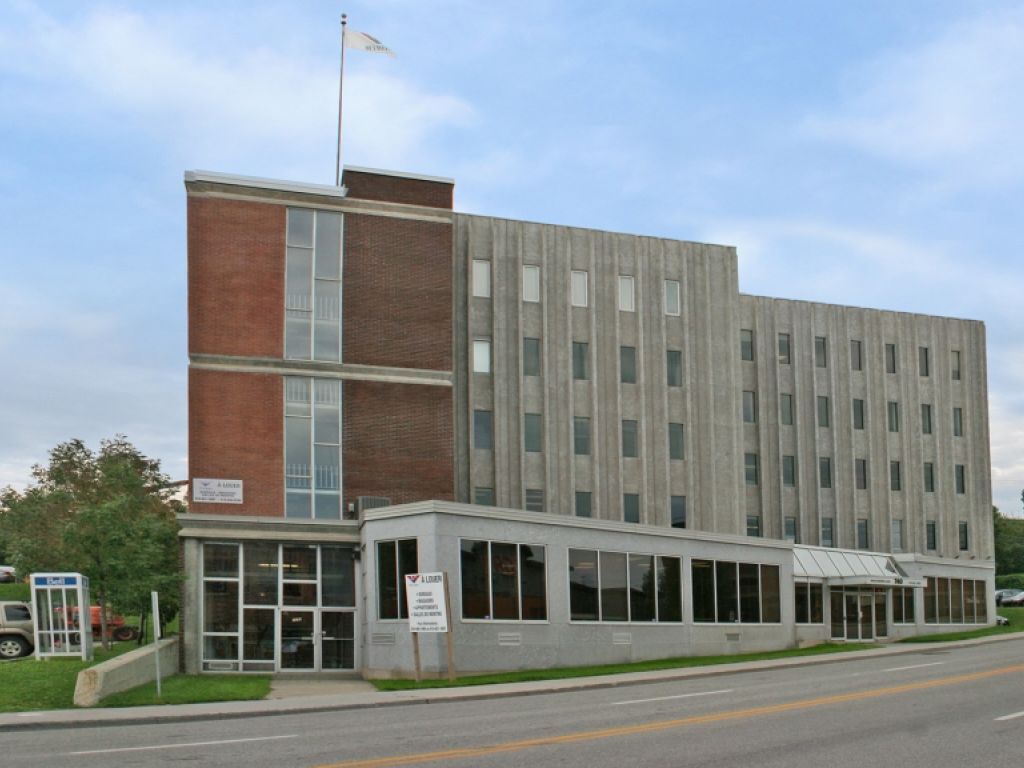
[691,560,781,624]
[921,403,933,434]
[523,337,541,376]
[819,457,833,489]
[668,422,685,460]
[620,346,637,384]
[618,275,635,311]
[570,549,683,623]
[377,539,418,620]
[666,350,683,387]
[744,453,759,486]
[919,346,930,377]
[893,586,915,624]
[285,378,341,519]
[472,259,491,298]
[850,340,863,371]
[524,413,543,453]
[923,462,935,492]
[953,407,963,437]
[815,336,828,368]
[855,458,868,490]
[570,270,588,307]
[572,341,589,380]
[892,520,905,551]
[522,265,540,302]
[951,350,962,381]
[575,491,592,518]
[817,396,830,428]
[285,208,342,362]
[887,401,900,432]
[955,464,966,494]
[670,495,686,528]
[890,460,902,491]
[778,333,791,364]
[784,516,798,542]
[474,487,495,506]
[740,329,755,361]
[821,518,835,547]
[885,343,897,373]
[742,391,757,423]
[621,420,639,458]
[924,578,988,625]
[795,583,824,624]
[574,416,591,456]
[472,339,491,373]
[959,522,969,551]
[664,280,681,315]
[524,489,544,513]
[851,398,865,430]
[782,455,796,487]
[746,515,762,537]
[856,519,869,550]
[780,393,794,426]
[926,520,937,551]
[623,494,640,523]
[460,540,546,621]
[473,410,493,450]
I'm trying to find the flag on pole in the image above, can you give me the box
[344,30,395,57]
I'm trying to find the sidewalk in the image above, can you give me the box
[3,632,1022,731]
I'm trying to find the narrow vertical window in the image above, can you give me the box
[782,455,796,487]
[857,519,869,549]
[618,275,635,311]
[923,462,935,492]
[951,350,962,381]
[523,337,541,377]
[959,521,969,551]
[573,416,591,456]
[575,491,592,518]
[472,339,491,373]
[819,457,833,489]
[524,489,544,513]
[522,265,541,302]
[955,464,966,494]
[778,333,791,364]
[817,395,830,428]
[473,410,493,450]
[742,391,758,423]
[745,453,759,486]
[815,336,828,368]
[821,518,834,547]
[855,459,868,490]
[474,487,495,506]
[919,346,930,377]
[885,343,897,373]
[668,422,685,460]
[746,516,762,537]
[472,259,491,298]
[623,493,640,523]
[666,350,683,387]
[524,414,543,453]
[784,517,798,542]
[953,407,963,437]
[780,393,794,426]
[850,339,863,371]
[570,270,588,307]
[740,329,755,361]
[926,521,937,550]
[670,496,686,528]
[621,420,639,458]
[890,460,902,491]
[285,377,341,519]
[286,208,343,362]
[921,403,933,434]
[892,520,905,551]
[853,398,865,430]
[572,341,589,381]
[620,346,637,384]
[664,279,681,316]
[887,401,900,432]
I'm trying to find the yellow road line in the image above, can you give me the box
[316,663,1024,768]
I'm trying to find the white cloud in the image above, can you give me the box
[802,5,1024,185]
[991,394,1024,518]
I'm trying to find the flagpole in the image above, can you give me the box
[335,13,347,187]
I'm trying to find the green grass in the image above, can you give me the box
[898,607,1024,643]
[99,674,271,707]
[0,642,137,712]
[0,583,30,601]
[371,642,878,691]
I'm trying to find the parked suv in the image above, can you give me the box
[0,601,34,659]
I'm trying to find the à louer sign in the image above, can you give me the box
[404,572,448,633]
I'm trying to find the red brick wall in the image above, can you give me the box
[344,214,452,370]
[189,369,283,517]
[343,170,453,209]
[188,197,284,357]
[343,381,454,505]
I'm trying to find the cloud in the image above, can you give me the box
[802,5,1024,186]
[991,394,1024,518]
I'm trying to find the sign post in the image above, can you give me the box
[404,572,456,682]
[152,591,162,698]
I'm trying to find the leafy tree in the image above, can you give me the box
[0,436,181,648]
[993,506,1024,576]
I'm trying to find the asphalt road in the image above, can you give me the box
[8,639,1024,768]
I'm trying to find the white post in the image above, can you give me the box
[151,591,162,698]
[335,13,348,187]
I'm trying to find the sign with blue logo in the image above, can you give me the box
[33,575,78,587]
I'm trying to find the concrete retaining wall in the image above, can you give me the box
[74,638,179,707]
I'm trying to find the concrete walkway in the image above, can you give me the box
[3,631,1023,732]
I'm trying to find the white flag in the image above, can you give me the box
[345,30,395,57]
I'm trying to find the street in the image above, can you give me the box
[7,638,1024,768]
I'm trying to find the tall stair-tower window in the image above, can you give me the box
[285,208,343,361]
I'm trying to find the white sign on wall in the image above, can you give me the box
[192,478,243,504]
[404,572,449,633]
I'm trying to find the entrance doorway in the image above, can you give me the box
[279,608,356,671]
[830,587,887,641]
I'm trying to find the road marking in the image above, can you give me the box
[995,710,1024,721]
[68,734,298,755]
[315,663,1024,768]
[609,689,734,706]
[882,662,944,672]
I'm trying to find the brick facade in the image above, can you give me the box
[188,368,283,516]
[343,381,454,505]
[344,169,453,209]
[343,213,452,371]
[188,197,284,358]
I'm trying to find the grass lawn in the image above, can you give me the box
[0,583,30,601]
[100,674,271,707]
[0,642,137,712]
[898,607,1024,643]
[371,642,878,691]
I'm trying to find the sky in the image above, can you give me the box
[1,0,1022,517]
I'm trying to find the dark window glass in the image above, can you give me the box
[670,495,686,529]
[520,545,547,620]
[572,341,589,380]
[628,554,656,622]
[523,337,541,376]
[243,543,278,605]
[321,546,355,608]
[474,410,493,450]
[666,350,683,387]
[746,515,762,537]
[951,350,962,381]
[887,401,900,432]
[574,416,591,456]
[850,340,863,371]
[815,336,828,368]
[890,460,902,491]
[822,517,834,547]
[953,407,963,437]
[955,464,966,494]
[397,539,418,618]
[600,552,629,622]
[460,539,489,619]
[857,519,869,549]
[784,516,797,541]
[490,542,520,620]
[819,457,833,489]
[855,458,868,490]
[783,455,796,487]
[620,346,637,384]
[669,422,685,460]
[203,581,238,632]
[885,343,897,373]
[524,488,544,513]
[656,556,683,622]
[524,413,543,452]
[924,577,937,623]
[762,565,781,623]
[376,541,397,619]
[623,493,640,523]
[716,561,739,623]
[204,543,239,578]
[926,521,937,550]
[739,563,760,622]
[919,346,930,377]
[778,333,791,364]
[921,403,933,434]
[740,329,754,361]
[622,420,639,458]
[743,391,757,423]
[575,491,592,518]
[923,462,935,492]
[959,521,969,551]
[569,549,599,621]
[780,394,794,426]
[796,583,809,624]
[817,396,830,428]
[853,399,865,429]
[745,453,759,486]
[243,608,275,661]
[474,487,495,506]
[691,559,716,622]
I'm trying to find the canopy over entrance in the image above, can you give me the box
[793,546,925,588]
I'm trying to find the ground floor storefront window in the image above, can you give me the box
[923,577,987,624]
[201,542,357,672]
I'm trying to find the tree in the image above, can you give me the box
[0,436,181,648]
[993,506,1024,577]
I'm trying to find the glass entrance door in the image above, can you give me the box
[845,593,860,640]
[280,610,316,669]
[320,610,355,670]
[858,593,874,640]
